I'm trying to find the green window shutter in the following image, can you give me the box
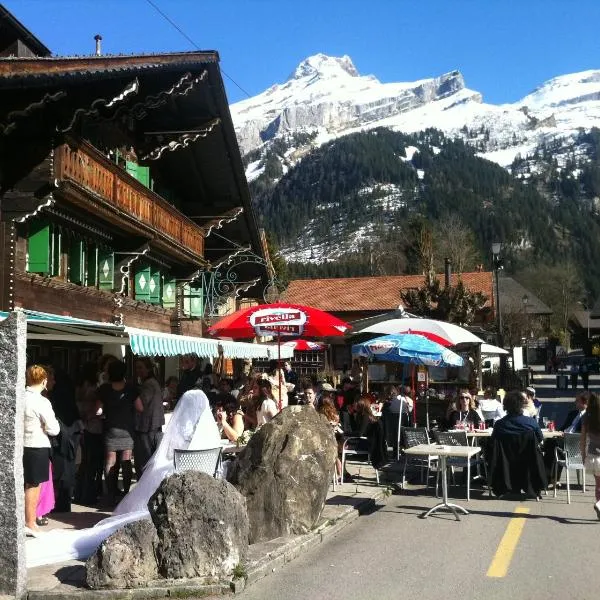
[86,244,98,287]
[51,227,62,277]
[134,266,151,302]
[27,220,51,274]
[68,239,85,285]
[189,284,203,317]
[98,250,115,291]
[136,166,150,188]
[125,160,138,179]
[149,268,161,304]
[162,276,176,309]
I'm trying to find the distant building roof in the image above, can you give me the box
[283,272,494,312]
[571,310,600,330]
[498,276,553,315]
[0,4,51,57]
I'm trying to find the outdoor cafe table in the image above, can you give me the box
[404,443,481,521]
[458,429,564,446]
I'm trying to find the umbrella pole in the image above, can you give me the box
[411,364,416,425]
[277,331,282,411]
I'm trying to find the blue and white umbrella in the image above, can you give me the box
[352,333,464,367]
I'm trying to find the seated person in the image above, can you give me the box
[354,397,376,437]
[300,386,317,408]
[447,391,482,429]
[387,385,413,425]
[478,387,505,425]
[215,399,245,443]
[562,391,588,433]
[490,390,546,497]
[492,391,543,443]
[522,386,540,419]
[544,391,589,482]
[318,398,344,480]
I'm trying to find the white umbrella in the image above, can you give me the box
[356,317,484,347]
[481,343,509,355]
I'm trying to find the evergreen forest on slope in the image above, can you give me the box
[249,127,600,303]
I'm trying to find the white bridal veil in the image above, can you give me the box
[26,389,220,568]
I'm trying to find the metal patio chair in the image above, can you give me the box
[401,427,437,489]
[433,430,489,501]
[554,432,586,504]
[173,447,223,478]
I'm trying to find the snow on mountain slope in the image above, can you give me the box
[231,55,600,169]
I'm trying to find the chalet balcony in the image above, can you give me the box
[54,140,204,258]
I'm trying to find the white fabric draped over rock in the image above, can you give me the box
[26,390,220,568]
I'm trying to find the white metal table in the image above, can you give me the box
[404,443,481,521]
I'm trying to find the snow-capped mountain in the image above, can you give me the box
[231,54,600,173]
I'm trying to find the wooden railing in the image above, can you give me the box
[54,141,205,257]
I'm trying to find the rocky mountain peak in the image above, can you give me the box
[288,53,360,81]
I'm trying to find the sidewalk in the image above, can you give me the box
[27,460,391,599]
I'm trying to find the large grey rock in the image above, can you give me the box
[86,520,159,589]
[149,472,248,580]
[0,312,27,599]
[227,406,337,543]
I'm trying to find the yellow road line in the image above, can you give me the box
[486,506,530,578]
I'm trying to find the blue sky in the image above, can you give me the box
[5,0,600,105]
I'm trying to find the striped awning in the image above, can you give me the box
[0,310,293,360]
[125,327,220,358]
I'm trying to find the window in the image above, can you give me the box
[134,265,162,305]
[27,219,62,276]
[182,283,203,317]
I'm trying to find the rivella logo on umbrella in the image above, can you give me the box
[367,341,397,354]
[249,308,307,336]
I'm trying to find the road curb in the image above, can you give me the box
[26,488,386,600]
[240,487,386,593]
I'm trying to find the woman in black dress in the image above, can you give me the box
[97,361,137,504]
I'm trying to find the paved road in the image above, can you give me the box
[235,483,599,600]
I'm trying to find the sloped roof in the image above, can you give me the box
[498,276,553,315]
[283,272,493,312]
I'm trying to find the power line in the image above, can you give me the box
[144,0,253,99]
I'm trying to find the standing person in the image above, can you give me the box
[570,362,579,390]
[47,367,82,513]
[97,361,136,504]
[256,379,279,426]
[98,354,118,386]
[580,392,600,519]
[267,360,288,408]
[579,361,590,390]
[75,362,104,506]
[133,358,164,476]
[303,386,317,408]
[23,365,60,536]
[162,376,179,412]
[283,361,298,404]
[176,355,203,399]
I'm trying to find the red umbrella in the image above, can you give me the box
[282,339,328,351]
[208,303,350,408]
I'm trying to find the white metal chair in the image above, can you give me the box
[401,427,437,488]
[554,433,586,503]
[434,431,489,501]
[341,437,380,485]
[173,447,223,477]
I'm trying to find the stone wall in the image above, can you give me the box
[0,311,27,599]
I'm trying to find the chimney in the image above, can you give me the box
[94,34,102,56]
[444,258,451,288]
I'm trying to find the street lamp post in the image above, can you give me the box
[522,293,529,368]
[492,243,504,386]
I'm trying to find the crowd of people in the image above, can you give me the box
[21,353,600,536]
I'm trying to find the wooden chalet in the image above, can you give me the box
[0,10,274,372]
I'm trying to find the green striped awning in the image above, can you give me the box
[125,327,221,358]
